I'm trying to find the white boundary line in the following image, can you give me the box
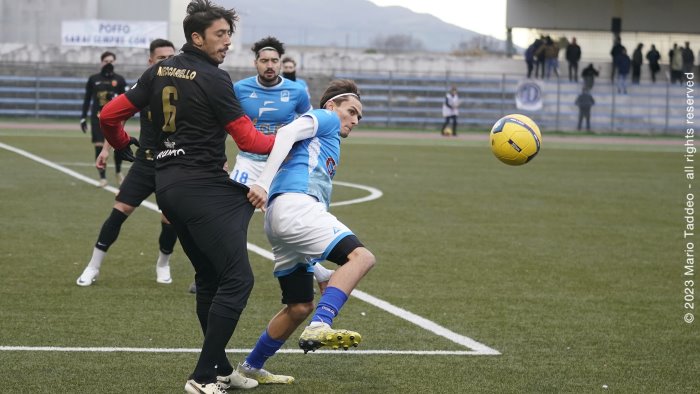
[0,141,500,356]
[0,346,487,356]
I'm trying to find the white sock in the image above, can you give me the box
[308,321,328,328]
[87,247,106,270]
[313,264,334,283]
[156,251,171,267]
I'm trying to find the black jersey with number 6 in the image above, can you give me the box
[124,43,247,192]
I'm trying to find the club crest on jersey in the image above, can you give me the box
[325,157,337,177]
[280,90,290,102]
[249,91,258,98]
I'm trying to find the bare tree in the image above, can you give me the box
[370,34,424,53]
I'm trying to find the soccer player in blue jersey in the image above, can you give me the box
[229,36,310,187]
[238,79,376,384]
[233,37,334,290]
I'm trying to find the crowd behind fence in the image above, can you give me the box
[0,62,692,135]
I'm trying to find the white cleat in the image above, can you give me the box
[76,267,99,287]
[156,265,172,284]
[216,369,259,390]
[184,379,227,394]
[97,179,108,188]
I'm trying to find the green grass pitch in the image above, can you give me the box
[0,124,697,393]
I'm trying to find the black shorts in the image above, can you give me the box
[90,116,104,143]
[278,234,364,305]
[115,159,156,207]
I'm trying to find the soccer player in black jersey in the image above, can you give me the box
[76,39,179,288]
[80,51,127,187]
[99,1,275,393]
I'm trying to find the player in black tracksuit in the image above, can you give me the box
[80,51,127,186]
[75,40,181,288]
[98,1,276,391]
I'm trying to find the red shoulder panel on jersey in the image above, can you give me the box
[225,115,275,155]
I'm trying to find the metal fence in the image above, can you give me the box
[0,62,691,135]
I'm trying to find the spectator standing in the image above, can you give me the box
[566,37,581,82]
[631,43,644,84]
[646,44,661,83]
[525,39,539,79]
[535,35,546,79]
[670,43,683,84]
[581,63,600,91]
[682,41,695,74]
[610,35,624,81]
[440,85,459,136]
[575,88,595,131]
[616,48,631,94]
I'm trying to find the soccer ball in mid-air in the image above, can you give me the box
[489,114,542,165]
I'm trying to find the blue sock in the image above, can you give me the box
[245,329,285,369]
[311,286,348,326]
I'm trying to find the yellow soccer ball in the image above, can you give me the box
[489,114,542,166]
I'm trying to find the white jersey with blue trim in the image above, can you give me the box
[234,76,311,161]
[268,109,341,209]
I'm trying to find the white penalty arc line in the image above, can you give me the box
[0,142,500,356]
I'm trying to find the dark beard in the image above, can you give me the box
[283,71,296,81]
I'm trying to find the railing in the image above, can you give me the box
[334,71,690,134]
[0,66,691,135]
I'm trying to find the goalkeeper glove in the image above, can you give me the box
[114,137,140,162]
[80,118,88,133]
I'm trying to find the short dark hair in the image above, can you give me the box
[319,79,361,109]
[281,56,296,65]
[183,0,238,44]
[149,38,175,55]
[251,36,285,59]
[100,51,116,61]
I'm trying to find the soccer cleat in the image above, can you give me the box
[116,173,125,185]
[156,264,172,284]
[298,322,362,354]
[189,281,197,294]
[184,379,227,394]
[237,362,294,384]
[97,179,108,188]
[216,369,259,389]
[76,267,99,287]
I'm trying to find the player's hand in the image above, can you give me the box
[247,184,268,210]
[80,118,88,133]
[95,147,110,169]
[114,136,140,162]
[223,161,229,172]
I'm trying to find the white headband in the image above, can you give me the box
[257,46,278,54]
[327,92,359,103]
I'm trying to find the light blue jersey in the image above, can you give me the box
[268,109,341,209]
[234,76,311,161]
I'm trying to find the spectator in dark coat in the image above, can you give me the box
[581,63,600,91]
[610,35,625,81]
[566,37,582,82]
[616,48,631,94]
[646,45,661,83]
[525,39,539,79]
[575,88,595,131]
[631,43,644,84]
